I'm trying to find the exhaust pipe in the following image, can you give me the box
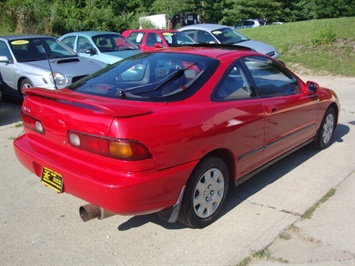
[79,204,115,222]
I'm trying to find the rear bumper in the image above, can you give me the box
[13,134,196,215]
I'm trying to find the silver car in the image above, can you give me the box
[0,35,106,99]
[59,31,141,65]
[179,24,279,59]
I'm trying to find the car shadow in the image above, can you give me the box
[117,123,350,231]
[0,97,22,126]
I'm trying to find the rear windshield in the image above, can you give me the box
[68,52,219,102]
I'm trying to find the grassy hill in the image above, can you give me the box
[239,17,355,76]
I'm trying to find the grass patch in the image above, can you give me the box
[279,225,299,240]
[237,249,271,266]
[14,122,23,128]
[237,248,289,265]
[301,188,336,220]
[239,17,355,76]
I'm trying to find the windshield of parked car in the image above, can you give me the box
[162,32,195,47]
[9,37,77,62]
[92,34,139,52]
[211,27,249,44]
[68,52,219,101]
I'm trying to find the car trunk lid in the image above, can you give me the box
[22,87,153,139]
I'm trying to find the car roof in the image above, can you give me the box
[145,45,255,58]
[125,29,181,33]
[0,35,54,41]
[179,24,229,31]
[61,31,121,37]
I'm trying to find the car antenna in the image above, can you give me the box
[43,44,58,90]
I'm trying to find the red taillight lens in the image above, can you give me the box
[67,131,152,160]
[22,112,45,134]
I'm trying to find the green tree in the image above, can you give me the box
[315,0,355,19]
[219,0,283,26]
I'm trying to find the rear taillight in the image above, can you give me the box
[22,112,45,134]
[67,131,152,160]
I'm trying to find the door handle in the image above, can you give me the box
[268,106,278,113]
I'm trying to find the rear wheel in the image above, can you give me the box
[19,78,33,99]
[315,108,336,149]
[178,156,229,228]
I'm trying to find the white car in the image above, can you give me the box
[0,35,106,99]
[179,23,279,59]
[234,19,266,29]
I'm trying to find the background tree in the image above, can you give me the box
[0,0,354,35]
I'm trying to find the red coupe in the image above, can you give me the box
[14,45,339,228]
[122,29,195,50]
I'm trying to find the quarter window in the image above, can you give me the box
[214,62,253,100]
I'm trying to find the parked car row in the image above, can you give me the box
[1,24,281,100]
[0,35,106,99]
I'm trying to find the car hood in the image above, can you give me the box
[234,39,279,58]
[98,50,141,64]
[25,57,105,76]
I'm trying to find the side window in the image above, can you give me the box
[243,56,300,96]
[181,30,195,40]
[127,32,144,45]
[61,36,75,50]
[146,33,158,47]
[0,41,12,59]
[214,62,253,100]
[78,37,93,53]
[162,33,173,46]
[197,30,215,44]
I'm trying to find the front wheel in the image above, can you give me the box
[315,108,336,149]
[178,156,229,228]
[19,78,33,100]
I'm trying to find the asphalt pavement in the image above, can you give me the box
[0,75,354,265]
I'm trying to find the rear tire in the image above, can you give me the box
[315,108,336,149]
[178,156,229,228]
[19,78,33,100]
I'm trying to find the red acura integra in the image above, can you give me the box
[14,45,339,228]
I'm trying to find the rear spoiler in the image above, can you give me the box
[23,87,154,118]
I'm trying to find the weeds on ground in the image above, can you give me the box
[301,188,336,220]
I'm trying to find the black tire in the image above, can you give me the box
[315,108,336,149]
[178,156,229,228]
[19,78,33,100]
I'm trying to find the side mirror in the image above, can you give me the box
[304,81,319,93]
[85,48,97,55]
[0,55,11,63]
[154,43,163,49]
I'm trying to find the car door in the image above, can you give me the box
[0,40,17,96]
[213,61,265,179]
[144,32,162,50]
[76,36,96,59]
[242,56,319,164]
